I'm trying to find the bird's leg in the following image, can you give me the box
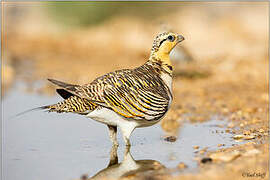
[124,137,131,147]
[107,143,118,167]
[107,125,118,146]
[123,145,135,164]
[124,144,131,156]
[120,124,136,147]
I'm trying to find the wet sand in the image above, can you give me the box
[3,83,251,180]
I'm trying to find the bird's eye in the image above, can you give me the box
[167,35,175,42]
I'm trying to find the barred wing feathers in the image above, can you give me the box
[48,66,170,121]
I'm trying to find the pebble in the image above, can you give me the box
[217,144,225,147]
[210,150,241,162]
[178,162,188,169]
[201,157,212,164]
[164,136,177,142]
[233,134,256,140]
[199,147,208,155]
[243,135,256,140]
[80,174,88,180]
[233,135,244,140]
[193,145,200,149]
[153,161,163,170]
[243,130,251,135]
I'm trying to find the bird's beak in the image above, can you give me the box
[177,35,185,43]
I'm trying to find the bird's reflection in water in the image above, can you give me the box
[83,145,166,180]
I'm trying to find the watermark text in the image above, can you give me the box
[242,172,266,178]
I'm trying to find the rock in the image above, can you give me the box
[243,135,256,140]
[199,147,208,155]
[243,130,251,135]
[153,161,164,170]
[164,135,177,142]
[178,162,188,169]
[233,133,256,140]
[193,145,200,149]
[80,174,88,180]
[210,150,241,162]
[217,144,225,147]
[233,135,244,140]
[201,157,212,164]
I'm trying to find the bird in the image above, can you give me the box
[29,32,185,146]
[87,146,165,180]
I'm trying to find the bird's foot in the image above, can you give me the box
[124,138,131,147]
[112,142,119,147]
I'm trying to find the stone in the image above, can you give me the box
[210,150,241,162]
[164,135,177,142]
[178,162,188,169]
[201,157,212,164]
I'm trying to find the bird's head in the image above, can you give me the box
[151,32,185,57]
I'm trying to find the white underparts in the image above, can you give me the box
[87,108,138,143]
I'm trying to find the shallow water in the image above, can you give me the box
[3,83,243,180]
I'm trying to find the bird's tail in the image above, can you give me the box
[11,105,53,119]
[12,95,98,119]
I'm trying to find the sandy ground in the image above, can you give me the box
[3,2,269,180]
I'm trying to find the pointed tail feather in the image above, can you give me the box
[47,78,78,91]
[11,105,52,119]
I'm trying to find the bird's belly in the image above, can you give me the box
[86,108,120,126]
[86,108,139,128]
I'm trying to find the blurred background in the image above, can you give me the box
[3,1,268,130]
[3,2,267,92]
[2,2,269,180]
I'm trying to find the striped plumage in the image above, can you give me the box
[47,95,97,114]
[49,62,170,120]
[45,32,185,146]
